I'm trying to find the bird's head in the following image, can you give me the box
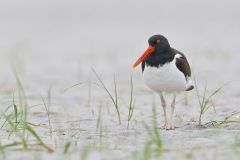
[132,34,170,68]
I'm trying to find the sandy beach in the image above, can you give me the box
[0,0,240,159]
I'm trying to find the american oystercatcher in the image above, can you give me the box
[133,34,194,130]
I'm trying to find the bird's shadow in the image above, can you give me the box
[181,123,208,130]
[158,123,209,131]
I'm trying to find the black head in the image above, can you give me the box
[132,34,173,69]
[148,34,170,53]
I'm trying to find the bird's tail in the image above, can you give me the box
[185,77,194,91]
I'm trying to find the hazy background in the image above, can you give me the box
[0,0,239,89]
[0,1,240,159]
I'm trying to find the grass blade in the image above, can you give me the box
[23,123,54,153]
[63,141,71,154]
[92,68,121,125]
[127,74,135,129]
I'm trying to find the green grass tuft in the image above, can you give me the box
[141,99,163,160]
[41,89,53,138]
[194,77,222,125]
[92,68,121,125]
[0,69,54,153]
[127,74,135,129]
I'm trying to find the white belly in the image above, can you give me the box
[143,61,186,93]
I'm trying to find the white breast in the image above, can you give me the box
[143,54,186,93]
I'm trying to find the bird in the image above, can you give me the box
[132,34,194,130]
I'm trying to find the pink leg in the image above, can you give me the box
[169,94,176,130]
[160,93,168,129]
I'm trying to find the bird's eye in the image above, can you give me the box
[156,39,161,44]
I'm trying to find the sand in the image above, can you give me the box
[0,0,240,159]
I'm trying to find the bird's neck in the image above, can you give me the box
[145,48,175,67]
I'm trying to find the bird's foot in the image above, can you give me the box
[167,123,175,130]
[161,123,175,130]
[161,123,168,130]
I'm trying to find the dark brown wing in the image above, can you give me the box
[173,49,191,78]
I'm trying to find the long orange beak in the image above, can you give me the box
[132,46,155,68]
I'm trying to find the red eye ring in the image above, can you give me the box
[156,39,161,44]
